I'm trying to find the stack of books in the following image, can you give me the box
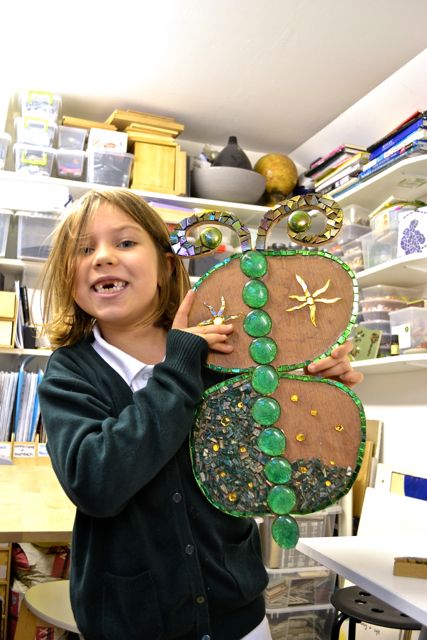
[359,110,427,181]
[105,109,187,195]
[304,143,369,197]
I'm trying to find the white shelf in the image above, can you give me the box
[0,258,45,276]
[352,353,427,375]
[356,253,427,287]
[336,154,427,209]
[0,347,51,358]
[0,171,269,228]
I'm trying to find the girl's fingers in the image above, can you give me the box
[172,290,196,330]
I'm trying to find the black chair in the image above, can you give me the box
[331,585,421,640]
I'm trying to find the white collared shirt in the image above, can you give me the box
[91,324,155,392]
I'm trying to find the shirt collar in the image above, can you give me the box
[91,323,154,390]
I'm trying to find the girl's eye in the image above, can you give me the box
[118,240,136,248]
[78,246,94,255]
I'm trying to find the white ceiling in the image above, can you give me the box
[3,0,427,159]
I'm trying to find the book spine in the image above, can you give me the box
[369,117,426,160]
[360,141,427,180]
[364,128,427,169]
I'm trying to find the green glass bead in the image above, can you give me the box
[249,337,278,364]
[242,280,268,308]
[243,309,272,337]
[240,251,268,278]
[271,515,300,549]
[251,365,279,395]
[264,457,293,484]
[288,210,312,233]
[267,485,297,515]
[200,227,222,249]
[251,396,281,426]
[257,427,286,456]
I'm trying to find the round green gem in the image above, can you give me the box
[251,365,279,395]
[249,337,278,364]
[267,485,297,515]
[243,309,272,337]
[199,226,223,249]
[251,396,281,426]
[242,280,268,308]
[288,210,312,233]
[257,427,286,456]
[271,515,300,549]
[264,457,293,484]
[240,251,268,278]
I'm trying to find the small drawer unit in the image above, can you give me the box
[20,90,62,122]
[86,149,134,187]
[56,149,86,179]
[16,210,60,260]
[15,117,58,147]
[268,605,335,640]
[265,568,336,611]
[14,143,55,177]
[57,125,87,150]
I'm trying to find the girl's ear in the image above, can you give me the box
[159,252,175,286]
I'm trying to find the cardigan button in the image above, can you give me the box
[196,595,206,604]
[172,492,182,503]
[201,636,211,640]
[185,544,194,555]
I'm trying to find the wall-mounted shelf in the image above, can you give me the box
[356,253,427,288]
[352,353,427,375]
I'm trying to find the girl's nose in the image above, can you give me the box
[93,244,117,266]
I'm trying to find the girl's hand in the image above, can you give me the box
[173,290,234,354]
[305,341,364,388]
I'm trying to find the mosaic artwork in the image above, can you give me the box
[170,194,366,548]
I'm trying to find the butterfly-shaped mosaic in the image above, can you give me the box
[170,194,365,549]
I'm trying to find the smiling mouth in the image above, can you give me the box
[93,280,127,293]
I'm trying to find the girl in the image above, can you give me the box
[38,188,362,640]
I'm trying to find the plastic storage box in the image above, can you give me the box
[360,228,399,269]
[58,125,87,150]
[341,238,365,272]
[260,507,340,570]
[15,117,57,147]
[268,606,335,640]
[389,307,427,351]
[360,285,419,307]
[16,211,59,260]
[0,132,11,170]
[265,569,335,610]
[20,90,62,122]
[56,149,85,179]
[14,144,55,177]
[0,209,12,256]
[86,149,134,187]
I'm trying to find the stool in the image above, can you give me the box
[14,580,82,640]
[331,586,422,640]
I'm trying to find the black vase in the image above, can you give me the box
[212,136,252,170]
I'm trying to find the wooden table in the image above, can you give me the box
[0,462,75,542]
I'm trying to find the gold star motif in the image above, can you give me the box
[198,296,241,326]
[286,274,341,327]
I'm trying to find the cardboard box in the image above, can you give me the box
[87,127,128,152]
[394,557,427,579]
[0,291,17,347]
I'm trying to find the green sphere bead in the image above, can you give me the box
[243,309,272,337]
[251,365,279,395]
[249,337,278,364]
[251,396,281,426]
[288,210,312,233]
[200,227,222,249]
[267,485,297,515]
[264,457,293,484]
[240,251,268,278]
[257,427,286,456]
[271,515,300,549]
[242,279,268,308]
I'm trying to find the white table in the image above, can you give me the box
[297,534,427,638]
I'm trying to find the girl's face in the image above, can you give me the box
[73,203,163,333]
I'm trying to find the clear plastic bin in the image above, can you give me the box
[56,149,85,179]
[260,508,340,570]
[361,310,390,322]
[14,144,55,177]
[0,132,11,170]
[20,90,62,122]
[360,285,420,302]
[342,204,370,225]
[0,209,12,256]
[360,228,398,269]
[389,307,427,351]
[15,117,57,147]
[337,223,370,245]
[358,319,390,334]
[341,238,365,272]
[86,149,134,187]
[268,606,335,640]
[265,569,335,610]
[16,211,60,260]
[58,125,87,150]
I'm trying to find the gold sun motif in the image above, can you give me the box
[198,296,241,326]
[286,274,341,327]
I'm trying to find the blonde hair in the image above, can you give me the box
[41,188,190,348]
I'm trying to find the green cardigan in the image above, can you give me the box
[38,329,267,640]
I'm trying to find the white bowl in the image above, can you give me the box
[191,166,266,204]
